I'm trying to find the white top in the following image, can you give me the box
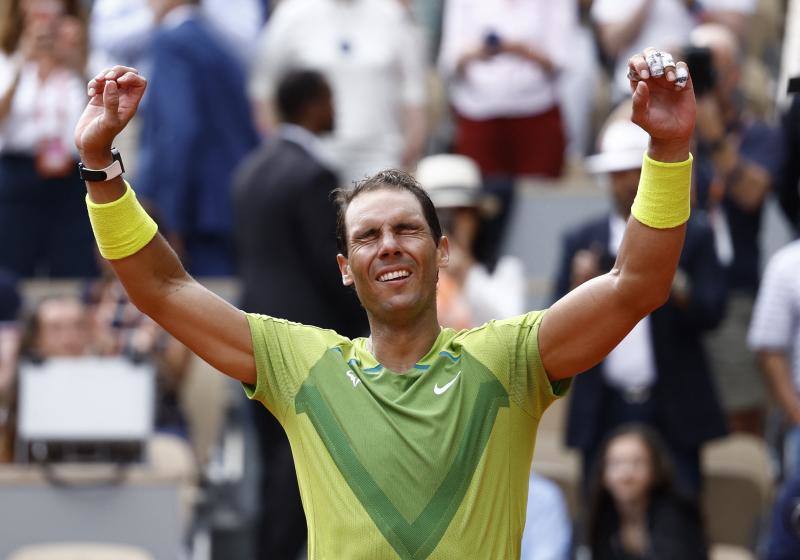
[521,473,572,560]
[592,0,695,101]
[748,240,800,389]
[438,0,576,120]
[464,255,526,326]
[250,0,427,185]
[0,54,85,157]
[602,213,657,392]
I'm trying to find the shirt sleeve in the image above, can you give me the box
[243,313,347,423]
[465,310,570,419]
[591,0,646,24]
[748,248,798,351]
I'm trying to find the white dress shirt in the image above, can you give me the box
[602,213,657,393]
[748,240,800,390]
[250,0,427,185]
[438,0,576,120]
[0,54,85,157]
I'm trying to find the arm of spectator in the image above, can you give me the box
[399,16,428,169]
[75,66,256,385]
[502,0,576,76]
[134,37,198,238]
[592,0,653,61]
[749,243,800,422]
[539,49,695,381]
[248,1,296,134]
[760,351,800,425]
[0,324,21,396]
[0,63,22,122]
[672,216,726,329]
[438,0,483,79]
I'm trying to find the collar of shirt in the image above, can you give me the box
[279,123,339,173]
[161,5,199,30]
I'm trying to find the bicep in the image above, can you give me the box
[539,272,641,380]
[110,237,257,385]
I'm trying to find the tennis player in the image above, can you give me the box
[75,47,694,559]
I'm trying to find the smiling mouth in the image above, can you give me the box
[377,270,411,282]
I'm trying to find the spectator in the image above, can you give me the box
[587,424,708,560]
[250,0,428,185]
[748,239,800,477]
[765,472,800,560]
[0,270,21,463]
[778,95,800,233]
[438,0,575,179]
[415,154,525,329]
[0,0,97,278]
[556,112,727,496]
[691,23,783,434]
[233,69,368,560]
[89,0,154,73]
[20,295,91,360]
[87,271,192,438]
[136,0,259,276]
[521,472,572,560]
[1,294,90,462]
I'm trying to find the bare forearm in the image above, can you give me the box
[759,351,800,424]
[0,69,22,122]
[596,3,650,60]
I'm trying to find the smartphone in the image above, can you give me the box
[484,31,502,53]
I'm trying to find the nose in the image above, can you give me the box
[377,229,402,257]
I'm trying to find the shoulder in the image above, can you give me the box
[766,240,800,276]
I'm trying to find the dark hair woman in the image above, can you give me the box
[587,423,708,560]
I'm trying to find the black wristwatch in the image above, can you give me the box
[78,148,125,182]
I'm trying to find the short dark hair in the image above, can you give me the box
[333,169,443,256]
[276,69,330,124]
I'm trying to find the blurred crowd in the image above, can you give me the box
[1,0,800,558]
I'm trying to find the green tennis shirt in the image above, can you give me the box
[243,310,569,560]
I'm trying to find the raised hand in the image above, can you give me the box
[74,66,147,167]
[626,48,696,161]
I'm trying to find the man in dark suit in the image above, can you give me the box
[233,69,368,559]
[555,114,728,497]
[136,0,258,276]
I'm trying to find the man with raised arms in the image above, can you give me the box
[75,48,695,559]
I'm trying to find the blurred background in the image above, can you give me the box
[0,0,799,558]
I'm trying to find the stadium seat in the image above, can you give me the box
[702,434,774,549]
[8,543,153,560]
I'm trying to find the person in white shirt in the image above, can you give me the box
[416,154,525,330]
[0,0,96,277]
[748,240,800,477]
[438,0,576,178]
[249,0,428,186]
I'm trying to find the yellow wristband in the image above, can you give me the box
[630,153,693,229]
[85,181,158,260]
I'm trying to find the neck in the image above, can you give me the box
[367,309,441,372]
[617,497,648,523]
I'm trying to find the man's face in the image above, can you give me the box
[337,189,448,325]
[609,167,641,219]
[37,298,89,358]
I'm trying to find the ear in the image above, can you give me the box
[336,254,354,286]
[437,236,450,268]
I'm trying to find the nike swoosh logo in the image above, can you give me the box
[434,371,461,395]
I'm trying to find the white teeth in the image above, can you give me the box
[379,270,410,282]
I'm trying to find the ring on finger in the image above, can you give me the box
[647,50,665,77]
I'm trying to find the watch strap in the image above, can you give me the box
[78,148,125,182]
